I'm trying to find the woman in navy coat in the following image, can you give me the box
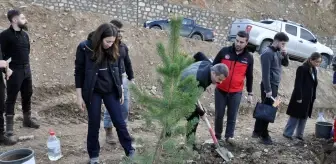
[74,23,135,164]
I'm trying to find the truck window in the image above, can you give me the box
[300,28,315,41]
[285,24,297,36]
[182,19,193,25]
[260,21,273,24]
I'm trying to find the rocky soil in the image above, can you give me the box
[0,1,335,164]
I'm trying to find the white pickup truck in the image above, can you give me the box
[227,18,334,68]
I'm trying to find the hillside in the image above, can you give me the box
[0,1,335,164]
[170,0,336,36]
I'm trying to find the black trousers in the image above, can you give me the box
[253,82,278,138]
[5,65,33,116]
[0,78,5,135]
[186,109,200,144]
[165,106,203,145]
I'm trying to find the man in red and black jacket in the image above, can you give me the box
[212,31,254,143]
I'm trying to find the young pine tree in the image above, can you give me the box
[127,16,204,164]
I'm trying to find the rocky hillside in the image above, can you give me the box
[0,1,335,164]
[0,0,334,109]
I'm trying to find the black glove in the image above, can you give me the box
[195,105,205,116]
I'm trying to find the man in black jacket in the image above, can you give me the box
[0,10,39,141]
[253,32,289,145]
[177,52,229,149]
[0,47,15,145]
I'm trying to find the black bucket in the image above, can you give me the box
[315,122,333,139]
[0,148,35,164]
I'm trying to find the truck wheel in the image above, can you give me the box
[191,34,203,41]
[259,40,272,55]
[150,26,161,30]
[320,54,330,69]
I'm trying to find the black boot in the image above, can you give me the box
[0,133,17,145]
[4,115,17,145]
[23,112,40,129]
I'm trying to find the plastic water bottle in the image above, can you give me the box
[317,112,326,122]
[47,130,62,161]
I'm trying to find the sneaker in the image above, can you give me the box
[128,149,136,158]
[225,137,236,145]
[260,136,273,145]
[252,131,261,138]
[295,136,304,141]
[283,134,293,140]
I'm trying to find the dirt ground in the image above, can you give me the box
[0,1,335,164]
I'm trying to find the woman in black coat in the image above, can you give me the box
[74,23,135,164]
[283,52,321,141]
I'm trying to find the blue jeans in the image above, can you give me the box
[283,116,307,138]
[214,88,242,139]
[104,74,129,128]
[86,92,134,158]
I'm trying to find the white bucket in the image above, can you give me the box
[0,148,35,164]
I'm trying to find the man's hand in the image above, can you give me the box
[265,91,272,98]
[333,142,336,148]
[129,80,135,85]
[0,60,8,68]
[247,95,253,104]
[5,68,13,80]
[272,98,282,107]
[206,87,212,94]
[297,100,302,103]
[195,105,205,116]
[280,46,287,55]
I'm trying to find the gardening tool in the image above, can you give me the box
[197,100,234,162]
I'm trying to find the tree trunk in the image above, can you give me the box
[152,129,165,164]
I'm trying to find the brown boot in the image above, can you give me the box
[3,115,17,145]
[23,111,40,129]
[105,127,116,144]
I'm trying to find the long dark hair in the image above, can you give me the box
[304,52,322,68]
[91,23,120,64]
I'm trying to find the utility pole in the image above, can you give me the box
[136,0,139,27]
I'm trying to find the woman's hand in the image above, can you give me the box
[77,97,86,111]
[5,68,13,80]
[0,60,8,68]
[120,92,124,105]
[76,88,86,111]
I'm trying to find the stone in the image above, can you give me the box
[139,2,145,7]
[251,151,262,159]
[240,153,247,158]
[157,5,164,10]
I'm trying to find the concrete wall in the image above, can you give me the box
[24,0,336,52]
